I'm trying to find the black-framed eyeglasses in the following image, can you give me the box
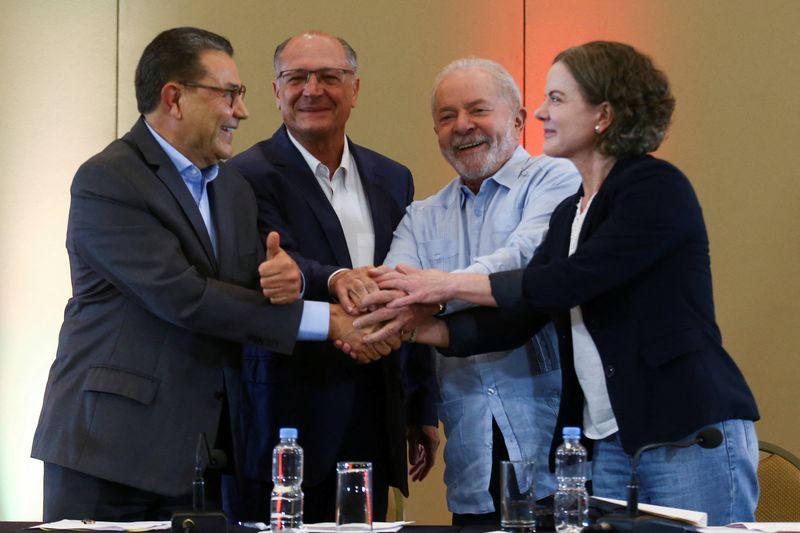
[276,68,355,88]
[179,82,246,107]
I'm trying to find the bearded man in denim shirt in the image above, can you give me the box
[371,58,580,526]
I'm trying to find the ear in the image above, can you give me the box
[515,107,528,132]
[595,102,614,133]
[161,83,183,119]
[272,79,281,110]
[350,76,360,108]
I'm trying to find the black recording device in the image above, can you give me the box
[590,427,724,533]
[171,432,229,533]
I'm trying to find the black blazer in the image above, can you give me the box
[229,126,418,494]
[31,118,304,496]
[445,155,758,464]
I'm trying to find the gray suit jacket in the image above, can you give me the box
[31,117,304,496]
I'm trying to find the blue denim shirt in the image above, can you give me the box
[385,146,580,513]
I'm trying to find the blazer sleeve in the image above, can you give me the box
[68,157,304,353]
[518,161,706,313]
[442,274,552,356]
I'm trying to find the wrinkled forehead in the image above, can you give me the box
[434,68,507,111]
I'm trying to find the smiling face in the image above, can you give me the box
[273,33,359,145]
[432,67,525,182]
[176,50,249,167]
[534,61,605,163]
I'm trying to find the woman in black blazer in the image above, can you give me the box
[355,42,759,525]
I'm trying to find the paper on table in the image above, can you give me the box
[592,496,708,527]
[29,519,170,531]
[239,521,413,532]
[308,522,413,532]
[721,524,800,532]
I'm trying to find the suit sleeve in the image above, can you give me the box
[69,159,303,354]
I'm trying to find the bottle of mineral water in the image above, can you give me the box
[554,426,589,533]
[271,427,304,532]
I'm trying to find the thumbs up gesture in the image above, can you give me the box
[258,231,302,304]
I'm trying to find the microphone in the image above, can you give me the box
[172,432,229,533]
[595,427,723,533]
[626,428,722,516]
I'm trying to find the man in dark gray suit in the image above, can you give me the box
[30,26,392,522]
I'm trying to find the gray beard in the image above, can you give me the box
[443,126,519,182]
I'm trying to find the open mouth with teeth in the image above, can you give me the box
[221,125,237,133]
[454,137,491,154]
[457,140,485,151]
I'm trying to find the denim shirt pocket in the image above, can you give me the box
[419,239,459,271]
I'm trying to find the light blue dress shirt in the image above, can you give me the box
[385,146,580,513]
[144,122,328,341]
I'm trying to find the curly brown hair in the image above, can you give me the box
[554,41,675,158]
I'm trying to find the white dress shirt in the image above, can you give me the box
[286,130,375,268]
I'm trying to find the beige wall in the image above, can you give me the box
[1,0,798,523]
[0,0,118,520]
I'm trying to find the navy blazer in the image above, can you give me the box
[229,126,417,494]
[445,155,759,464]
[32,118,304,496]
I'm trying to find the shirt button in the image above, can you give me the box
[487,387,496,396]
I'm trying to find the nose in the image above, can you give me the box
[234,96,249,119]
[533,100,548,122]
[454,111,474,133]
[302,73,323,96]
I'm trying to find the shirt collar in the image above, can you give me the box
[286,128,353,182]
[144,120,219,183]
[458,144,528,204]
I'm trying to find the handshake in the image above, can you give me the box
[257,232,456,363]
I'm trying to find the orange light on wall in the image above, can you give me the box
[523,0,665,153]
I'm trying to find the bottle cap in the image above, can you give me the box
[279,427,298,440]
[563,426,581,439]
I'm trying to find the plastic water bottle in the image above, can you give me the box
[554,426,589,533]
[271,427,304,532]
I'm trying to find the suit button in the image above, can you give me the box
[214,390,225,400]
[605,365,616,378]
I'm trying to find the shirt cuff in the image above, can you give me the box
[327,268,350,295]
[297,300,329,341]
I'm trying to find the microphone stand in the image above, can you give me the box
[171,432,229,533]
[594,428,723,533]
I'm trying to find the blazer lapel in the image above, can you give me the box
[350,144,393,265]
[265,127,352,267]
[208,171,239,276]
[128,118,219,272]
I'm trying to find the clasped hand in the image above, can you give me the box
[331,265,447,360]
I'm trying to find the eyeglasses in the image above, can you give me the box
[179,82,246,107]
[276,68,356,88]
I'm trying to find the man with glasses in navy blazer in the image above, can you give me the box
[229,30,439,523]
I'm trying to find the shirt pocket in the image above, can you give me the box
[419,239,459,271]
